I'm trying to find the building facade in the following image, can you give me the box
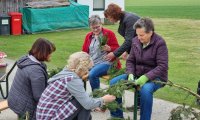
[76,0,124,20]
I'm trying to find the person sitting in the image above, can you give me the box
[8,38,56,120]
[109,17,168,120]
[36,51,116,120]
[82,15,121,91]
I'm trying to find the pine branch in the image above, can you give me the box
[92,79,200,118]
[48,67,63,78]
[153,80,200,100]
[91,80,138,111]
[168,104,200,120]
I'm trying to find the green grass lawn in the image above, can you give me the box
[153,18,200,107]
[0,0,200,109]
[0,29,89,68]
[126,0,200,19]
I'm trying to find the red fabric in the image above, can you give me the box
[82,28,121,69]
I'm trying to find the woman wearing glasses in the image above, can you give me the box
[82,15,121,91]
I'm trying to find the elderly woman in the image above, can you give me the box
[104,3,140,60]
[8,38,56,120]
[109,18,168,120]
[36,52,116,120]
[82,15,121,91]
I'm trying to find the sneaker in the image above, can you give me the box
[107,117,124,120]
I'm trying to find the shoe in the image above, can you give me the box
[107,117,124,120]
[126,105,140,112]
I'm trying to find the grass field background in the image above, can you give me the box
[126,0,200,19]
[0,0,200,108]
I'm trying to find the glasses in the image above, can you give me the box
[90,25,101,30]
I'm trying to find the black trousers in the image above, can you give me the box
[67,98,92,120]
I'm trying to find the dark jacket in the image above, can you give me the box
[126,33,168,81]
[8,55,48,120]
[114,12,140,57]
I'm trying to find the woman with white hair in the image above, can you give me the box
[82,15,121,91]
[36,51,116,120]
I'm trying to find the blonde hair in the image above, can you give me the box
[67,51,92,77]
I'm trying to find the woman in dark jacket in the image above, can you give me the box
[104,3,141,113]
[8,38,56,119]
[109,18,168,120]
[104,3,140,60]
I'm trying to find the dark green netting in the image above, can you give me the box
[20,1,89,33]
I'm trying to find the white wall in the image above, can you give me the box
[77,0,124,19]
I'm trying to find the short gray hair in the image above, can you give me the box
[134,17,154,33]
[89,15,102,26]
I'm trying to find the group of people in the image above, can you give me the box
[7,3,168,120]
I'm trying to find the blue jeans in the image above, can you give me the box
[89,63,110,91]
[110,74,163,120]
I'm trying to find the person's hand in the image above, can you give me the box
[102,94,116,103]
[104,52,116,61]
[135,75,148,87]
[102,44,111,52]
[121,52,128,60]
[128,74,134,81]
[82,74,89,81]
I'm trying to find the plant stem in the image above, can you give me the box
[153,80,200,100]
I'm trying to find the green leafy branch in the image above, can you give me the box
[47,67,63,78]
[169,104,200,120]
[92,80,200,120]
[107,62,126,80]
[99,33,108,49]
[92,80,137,111]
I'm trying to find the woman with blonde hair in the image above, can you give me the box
[36,51,116,120]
